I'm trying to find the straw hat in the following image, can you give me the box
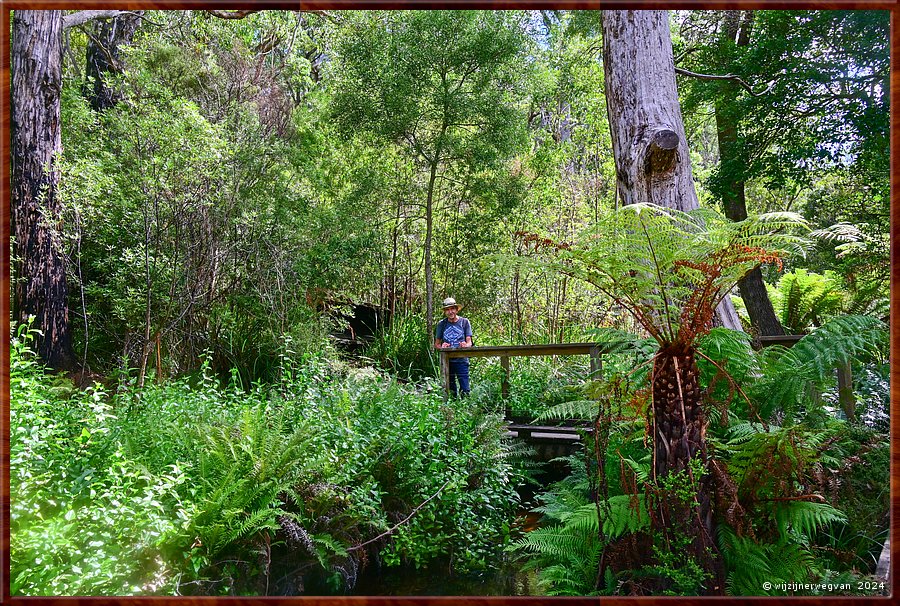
[441,297,462,310]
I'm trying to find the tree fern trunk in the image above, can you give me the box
[651,345,724,594]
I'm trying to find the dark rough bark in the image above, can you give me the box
[652,346,724,593]
[601,10,742,333]
[84,12,142,111]
[713,11,785,336]
[11,10,75,371]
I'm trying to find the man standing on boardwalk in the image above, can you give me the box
[434,297,473,397]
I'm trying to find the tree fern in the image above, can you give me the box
[515,203,809,346]
[772,500,847,542]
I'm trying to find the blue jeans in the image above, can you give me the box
[449,358,470,397]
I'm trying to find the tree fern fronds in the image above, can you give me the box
[536,399,601,422]
[790,315,886,372]
[772,500,847,542]
[809,222,863,243]
[584,327,658,358]
[697,328,758,378]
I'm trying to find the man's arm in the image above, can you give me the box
[459,319,473,347]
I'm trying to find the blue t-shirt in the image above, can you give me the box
[435,317,473,348]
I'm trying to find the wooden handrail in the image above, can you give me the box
[439,342,612,359]
[439,342,605,399]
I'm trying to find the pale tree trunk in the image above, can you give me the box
[713,11,785,336]
[11,10,75,371]
[602,9,742,333]
[601,10,727,593]
[424,159,438,334]
[424,130,445,335]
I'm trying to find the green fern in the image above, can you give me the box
[717,525,827,595]
[773,500,847,542]
[750,315,886,419]
[185,405,320,563]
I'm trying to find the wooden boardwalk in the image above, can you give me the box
[439,335,856,418]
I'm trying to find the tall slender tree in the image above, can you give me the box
[331,11,528,332]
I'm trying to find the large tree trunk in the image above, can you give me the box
[713,11,785,336]
[84,12,143,111]
[602,10,726,593]
[602,10,742,334]
[11,10,75,371]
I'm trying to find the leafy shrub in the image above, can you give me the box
[10,326,186,595]
[11,330,525,595]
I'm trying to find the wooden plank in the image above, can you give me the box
[501,356,509,399]
[756,334,804,348]
[442,342,608,359]
[507,423,593,435]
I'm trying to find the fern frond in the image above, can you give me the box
[536,399,600,422]
[773,500,847,541]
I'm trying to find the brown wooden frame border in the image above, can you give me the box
[0,2,896,604]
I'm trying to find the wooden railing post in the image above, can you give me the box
[501,356,510,399]
[589,345,601,379]
[440,350,450,400]
[837,361,856,421]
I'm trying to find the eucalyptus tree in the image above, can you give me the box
[9,10,127,371]
[330,10,531,331]
[600,10,743,333]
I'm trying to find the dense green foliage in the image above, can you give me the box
[11,327,524,595]
[11,8,889,597]
[511,320,888,596]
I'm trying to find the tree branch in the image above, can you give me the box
[63,10,124,29]
[206,10,262,20]
[63,10,159,29]
[674,66,775,97]
[347,479,452,552]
